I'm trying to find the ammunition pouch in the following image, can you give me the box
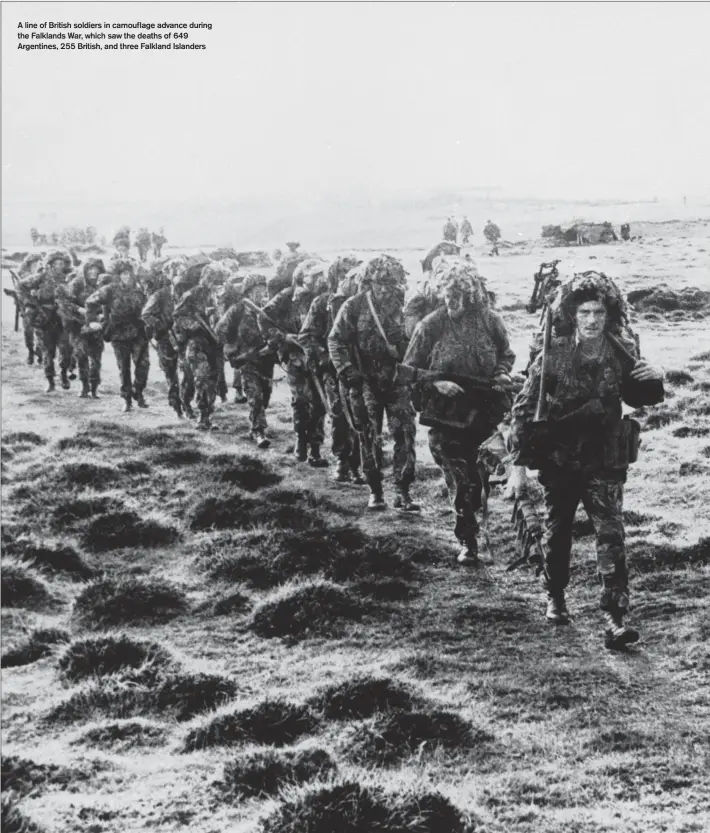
[620,416,641,465]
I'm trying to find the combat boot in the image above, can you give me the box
[121,397,132,413]
[308,445,329,468]
[295,434,308,463]
[27,350,35,366]
[60,369,71,390]
[457,540,479,566]
[393,488,421,513]
[545,591,570,625]
[90,382,100,399]
[196,413,212,431]
[253,430,271,449]
[234,391,247,404]
[351,467,366,485]
[603,609,639,650]
[172,401,184,419]
[184,403,196,419]
[45,378,56,393]
[334,459,351,483]
[367,486,386,511]
[135,393,149,409]
[78,381,90,399]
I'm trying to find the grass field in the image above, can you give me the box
[2,209,709,833]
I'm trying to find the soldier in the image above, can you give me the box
[135,228,152,263]
[620,223,631,242]
[86,260,150,412]
[509,272,664,649]
[329,255,418,511]
[172,262,221,430]
[141,261,183,418]
[57,258,106,399]
[300,255,364,482]
[261,259,329,466]
[151,227,167,258]
[460,216,474,245]
[15,252,45,366]
[402,257,515,563]
[483,220,502,256]
[442,217,458,243]
[215,273,275,448]
[17,250,73,392]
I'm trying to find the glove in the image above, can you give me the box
[492,372,512,389]
[433,380,464,397]
[340,366,364,390]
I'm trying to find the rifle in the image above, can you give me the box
[394,363,515,391]
[506,485,549,581]
[526,260,561,315]
[8,270,21,332]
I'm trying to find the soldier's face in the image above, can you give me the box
[575,300,607,340]
[444,281,470,319]
[118,271,133,287]
[87,267,100,283]
[249,286,267,306]
[49,260,65,277]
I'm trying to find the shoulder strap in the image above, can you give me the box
[366,291,395,353]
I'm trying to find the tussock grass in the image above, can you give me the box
[57,634,174,683]
[623,510,659,525]
[55,436,99,452]
[60,461,122,489]
[72,578,188,629]
[346,709,489,765]
[1,755,72,797]
[260,781,467,833]
[665,369,694,386]
[2,628,70,668]
[249,580,365,640]
[1,793,45,833]
[118,459,152,476]
[690,350,710,362]
[151,448,206,467]
[672,425,710,438]
[220,747,336,801]
[51,496,124,531]
[189,488,329,532]
[0,562,55,610]
[212,453,283,491]
[183,699,319,752]
[72,719,168,750]
[195,588,252,617]
[11,542,94,581]
[629,536,710,571]
[80,511,180,552]
[3,432,45,446]
[46,670,237,724]
[310,676,420,720]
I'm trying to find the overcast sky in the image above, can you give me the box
[3,1,709,208]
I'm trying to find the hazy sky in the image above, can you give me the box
[3,1,709,207]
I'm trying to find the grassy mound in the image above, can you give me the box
[152,448,206,467]
[249,581,365,640]
[81,511,179,552]
[55,436,100,452]
[189,489,328,532]
[630,536,710,572]
[260,781,467,833]
[119,459,151,476]
[60,461,122,489]
[221,747,336,801]
[2,628,70,668]
[72,720,167,750]
[72,579,188,629]
[13,542,94,581]
[183,699,319,752]
[1,755,69,796]
[1,793,45,833]
[195,589,252,617]
[46,670,237,724]
[665,370,694,386]
[0,562,54,610]
[57,635,174,683]
[3,432,46,446]
[51,497,124,531]
[213,453,283,491]
[310,676,419,720]
[347,709,490,765]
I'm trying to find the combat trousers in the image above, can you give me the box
[286,358,325,446]
[241,364,273,433]
[232,368,244,397]
[155,335,181,412]
[216,348,228,401]
[539,466,628,603]
[429,427,489,547]
[69,331,103,388]
[23,315,39,360]
[40,323,72,382]
[112,338,150,400]
[361,380,416,490]
[325,371,361,471]
[181,338,219,420]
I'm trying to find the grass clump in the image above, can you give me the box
[81,511,179,552]
[195,588,252,617]
[72,578,188,629]
[346,709,489,765]
[1,793,45,833]
[60,461,121,489]
[51,497,123,531]
[13,542,94,581]
[310,676,419,720]
[1,755,69,797]
[3,432,45,446]
[57,635,174,683]
[2,628,70,668]
[189,489,327,532]
[183,699,319,752]
[152,448,206,467]
[630,537,710,571]
[665,370,694,386]
[260,781,467,833]
[55,436,99,452]
[213,453,283,491]
[220,747,336,801]
[0,562,54,610]
[72,720,167,751]
[249,580,365,640]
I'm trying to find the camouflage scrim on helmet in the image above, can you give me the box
[338,263,366,298]
[82,258,106,280]
[292,258,328,288]
[200,261,231,288]
[432,256,488,305]
[360,255,408,292]
[46,249,72,268]
[242,272,267,296]
[553,271,629,335]
[327,256,363,292]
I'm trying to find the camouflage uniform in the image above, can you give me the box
[135,229,152,263]
[15,253,45,365]
[172,283,220,428]
[58,259,106,397]
[142,285,182,416]
[460,218,474,244]
[442,219,458,242]
[403,259,515,551]
[151,230,167,258]
[18,255,73,390]
[86,271,149,408]
[484,221,501,256]
[329,256,417,506]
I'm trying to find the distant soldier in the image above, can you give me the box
[509,272,664,648]
[620,223,631,242]
[300,255,364,482]
[135,228,152,263]
[86,260,150,412]
[30,228,40,247]
[151,227,167,258]
[15,252,45,365]
[442,217,458,242]
[483,220,502,256]
[329,255,418,511]
[201,261,232,405]
[57,258,106,399]
[460,216,474,244]
[17,250,74,392]
[403,257,515,564]
[215,273,275,448]
[142,262,183,418]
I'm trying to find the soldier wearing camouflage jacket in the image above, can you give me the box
[141,270,182,418]
[328,255,418,511]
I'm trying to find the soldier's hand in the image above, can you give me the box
[630,361,663,382]
[434,380,464,397]
[492,372,512,390]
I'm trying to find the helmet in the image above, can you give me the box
[112,258,136,277]
[433,256,488,306]
[200,261,231,288]
[327,256,362,293]
[82,258,106,280]
[243,272,267,296]
[360,255,407,292]
[46,249,71,268]
[292,258,327,288]
[554,271,628,335]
